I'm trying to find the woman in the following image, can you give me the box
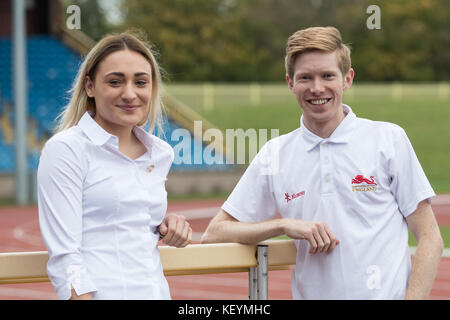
[37,31,191,300]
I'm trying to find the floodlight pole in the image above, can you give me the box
[13,0,29,205]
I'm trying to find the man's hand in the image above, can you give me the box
[282,219,340,254]
[201,210,339,254]
[158,214,192,248]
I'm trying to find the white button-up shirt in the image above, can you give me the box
[222,105,435,299]
[38,111,174,300]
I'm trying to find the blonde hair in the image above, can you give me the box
[285,26,351,79]
[55,31,165,135]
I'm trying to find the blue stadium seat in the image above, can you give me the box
[0,36,232,172]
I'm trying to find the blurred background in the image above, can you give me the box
[0,0,449,205]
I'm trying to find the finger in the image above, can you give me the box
[163,216,178,245]
[174,221,190,247]
[317,224,331,253]
[308,231,318,254]
[158,221,168,237]
[174,216,188,247]
[323,224,338,253]
[311,228,324,254]
[180,227,192,248]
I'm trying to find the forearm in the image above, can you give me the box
[202,217,285,245]
[405,235,443,299]
[202,210,339,254]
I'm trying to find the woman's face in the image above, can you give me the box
[85,49,153,135]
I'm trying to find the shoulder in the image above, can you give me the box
[262,128,302,151]
[42,126,86,154]
[38,127,89,176]
[353,117,406,142]
[149,134,175,162]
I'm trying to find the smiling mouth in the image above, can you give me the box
[307,98,332,106]
[118,105,139,111]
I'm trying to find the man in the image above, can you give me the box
[201,26,443,299]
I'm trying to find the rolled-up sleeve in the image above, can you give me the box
[37,139,97,299]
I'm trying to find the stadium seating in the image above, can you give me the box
[0,36,228,172]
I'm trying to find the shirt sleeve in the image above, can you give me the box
[37,139,97,300]
[389,127,435,218]
[222,141,277,223]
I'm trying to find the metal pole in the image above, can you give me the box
[257,245,269,300]
[248,267,258,300]
[13,0,29,205]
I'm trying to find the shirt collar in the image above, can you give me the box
[77,111,153,155]
[78,111,115,146]
[300,104,357,151]
[132,125,154,157]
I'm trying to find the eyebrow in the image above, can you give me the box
[104,72,151,78]
[295,70,337,77]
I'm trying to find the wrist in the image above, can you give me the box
[275,218,288,237]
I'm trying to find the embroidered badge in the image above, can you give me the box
[284,190,305,203]
[146,164,155,173]
[352,175,377,192]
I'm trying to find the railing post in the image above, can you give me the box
[257,244,268,300]
[249,244,269,300]
[248,267,258,300]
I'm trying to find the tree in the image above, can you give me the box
[62,0,117,40]
[121,0,270,81]
[118,0,449,82]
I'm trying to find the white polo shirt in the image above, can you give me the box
[38,111,174,299]
[222,105,435,299]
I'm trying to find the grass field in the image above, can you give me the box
[166,83,450,193]
[409,227,450,248]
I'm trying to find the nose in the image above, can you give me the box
[310,78,325,95]
[121,81,137,101]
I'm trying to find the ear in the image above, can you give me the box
[286,74,294,93]
[84,76,95,98]
[343,68,354,91]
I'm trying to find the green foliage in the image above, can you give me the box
[117,0,449,82]
[121,0,270,81]
[62,0,117,40]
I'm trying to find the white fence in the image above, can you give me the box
[165,82,450,110]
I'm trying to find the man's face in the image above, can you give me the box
[287,50,354,135]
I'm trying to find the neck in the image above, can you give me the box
[93,115,135,145]
[303,108,347,139]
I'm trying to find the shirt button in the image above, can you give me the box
[324,175,330,182]
[324,157,329,164]
[323,142,329,147]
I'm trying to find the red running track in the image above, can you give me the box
[0,199,449,300]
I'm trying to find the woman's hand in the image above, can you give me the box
[158,214,192,248]
[70,288,93,300]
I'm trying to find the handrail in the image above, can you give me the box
[0,240,296,284]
